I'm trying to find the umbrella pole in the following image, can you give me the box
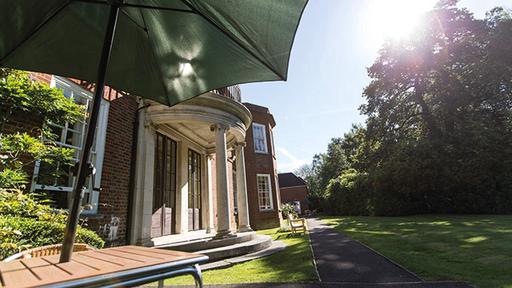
[60,3,120,263]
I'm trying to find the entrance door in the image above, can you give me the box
[151,133,177,238]
[188,149,202,231]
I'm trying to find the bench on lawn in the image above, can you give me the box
[287,214,307,235]
[0,245,208,288]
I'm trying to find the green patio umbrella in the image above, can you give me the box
[0,0,307,262]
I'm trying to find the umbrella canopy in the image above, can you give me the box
[0,0,307,106]
[0,0,307,263]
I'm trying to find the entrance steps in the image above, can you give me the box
[155,231,274,262]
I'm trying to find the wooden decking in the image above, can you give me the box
[0,246,208,288]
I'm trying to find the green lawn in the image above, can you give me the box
[163,228,318,285]
[322,215,512,288]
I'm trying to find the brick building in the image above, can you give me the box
[243,103,282,229]
[10,73,282,246]
[278,172,309,215]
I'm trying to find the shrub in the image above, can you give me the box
[0,215,104,260]
[0,189,104,259]
[324,169,370,215]
[281,203,298,218]
[0,188,67,223]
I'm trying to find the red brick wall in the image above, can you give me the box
[280,186,309,212]
[87,95,138,246]
[243,103,281,230]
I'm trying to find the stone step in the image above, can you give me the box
[157,231,257,252]
[201,240,286,271]
[197,234,273,262]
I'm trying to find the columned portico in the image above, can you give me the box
[212,124,235,238]
[235,142,251,232]
[130,92,252,245]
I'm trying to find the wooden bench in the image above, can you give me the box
[0,245,208,288]
[287,214,307,235]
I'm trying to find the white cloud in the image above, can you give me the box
[276,147,308,173]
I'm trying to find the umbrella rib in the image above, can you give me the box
[0,1,70,64]
[73,0,197,14]
[119,8,146,31]
[178,0,285,80]
[138,8,173,106]
[123,3,196,14]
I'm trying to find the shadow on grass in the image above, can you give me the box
[275,233,306,240]
[162,229,318,286]
[321,215,512,288]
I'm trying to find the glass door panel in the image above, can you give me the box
[151,133,177,238]
[188,149,202,231]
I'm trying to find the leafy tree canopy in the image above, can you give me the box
[299,1,512,215]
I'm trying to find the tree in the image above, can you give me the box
[302,1,512,215]
[360,0,512,214]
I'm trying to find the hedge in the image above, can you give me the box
[0,215,104,260]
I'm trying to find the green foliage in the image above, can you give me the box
[0,188,67,223]
[280,203,298,218]
[0,69,82,189]
[0,188,104,259]
[0,215,104,260]
[0,132,75,189]
[303,4,512,216]
[0,69,83,130]
[0,168,26,189]
[324,169,371,215]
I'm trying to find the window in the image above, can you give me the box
[252,123,268,153]
[31,76,109,214]
[257,174,273,211]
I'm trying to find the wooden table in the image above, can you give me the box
[0,246,208,288]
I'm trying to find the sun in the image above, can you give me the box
[365,0,437,45]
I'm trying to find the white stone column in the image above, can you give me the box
[176,141,189,234]
[206,154,215,233]
[212,124,234,238]
[235,143,252,232]
[130,115,155,246]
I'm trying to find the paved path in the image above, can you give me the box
[307,218,421,283]
[164,218,472,287]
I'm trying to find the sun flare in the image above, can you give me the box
[366,0,437,45]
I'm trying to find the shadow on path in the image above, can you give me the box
[307,218,421,283]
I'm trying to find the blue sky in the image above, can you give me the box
[241,0,512,172]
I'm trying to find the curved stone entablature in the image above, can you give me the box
[145,92,252,150]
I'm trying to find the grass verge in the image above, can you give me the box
[322,215,512,288]
[163,228,318,285]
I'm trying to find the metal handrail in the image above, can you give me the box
[211,85,241,102]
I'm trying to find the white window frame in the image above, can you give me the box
[31,76,109,215]
[256,174,274,211]
[269,128,275,156]
[252,123,268,154]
